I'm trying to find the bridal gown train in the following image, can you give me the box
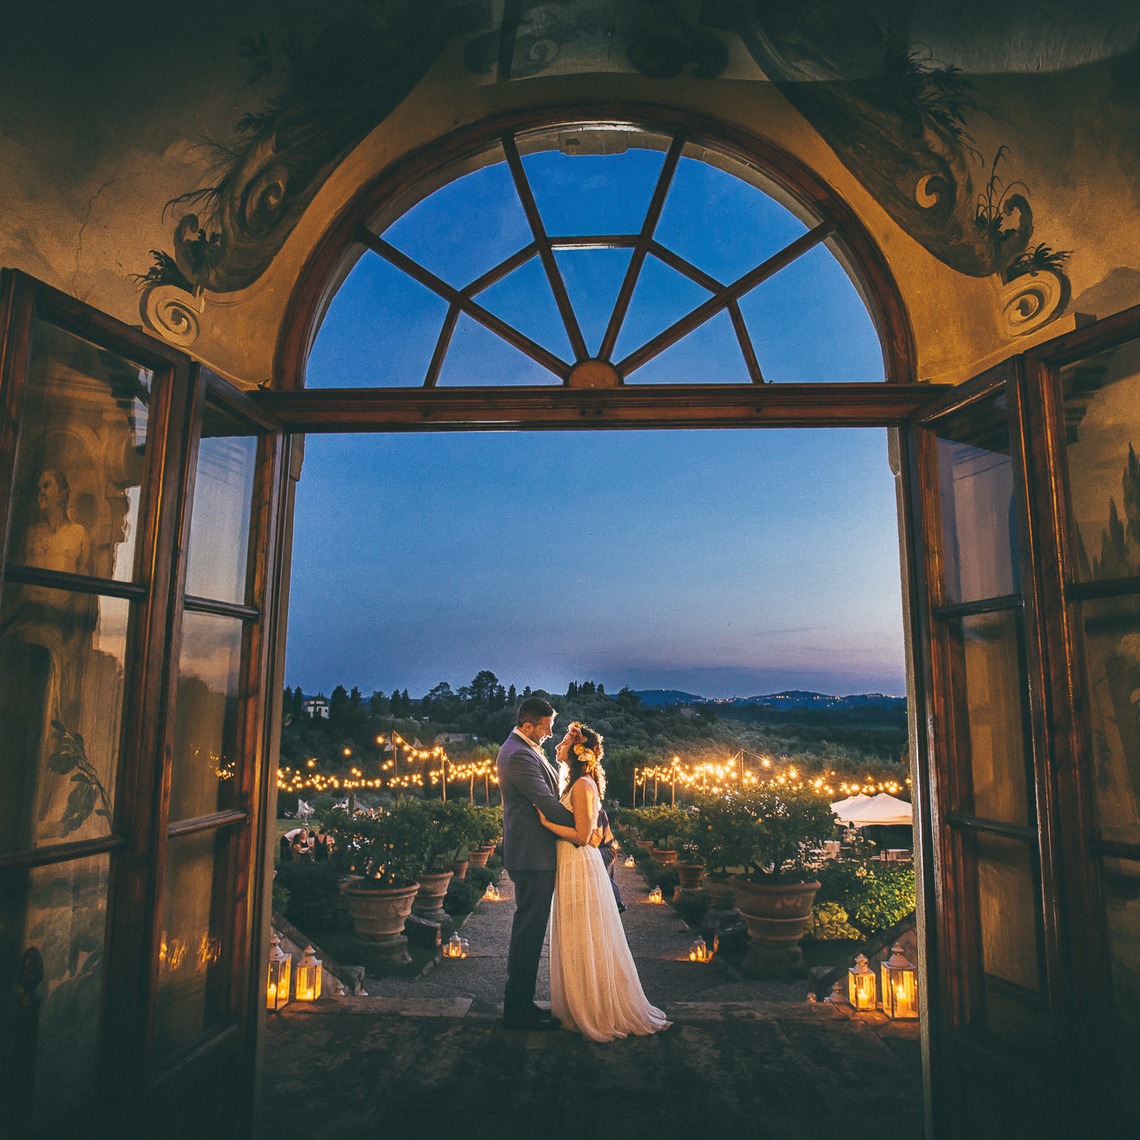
[549,830,671,1042]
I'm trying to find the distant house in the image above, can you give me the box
[302,696,330,719]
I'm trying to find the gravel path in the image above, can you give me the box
[358,857,808,1008]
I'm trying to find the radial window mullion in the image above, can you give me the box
[618,221,833,377]
[728,300,765,384]
[501,134,588,362]
[462,241,539,298]
[358,227,570,380]
[648,240,725,294]
[600,133,685,361]
[424,305,460,388]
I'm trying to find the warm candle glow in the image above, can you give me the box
[848,953,877,1011]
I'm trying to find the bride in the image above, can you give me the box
[537,722,671,1042]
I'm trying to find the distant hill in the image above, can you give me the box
[631,689,707,707]
[633,688,905,711]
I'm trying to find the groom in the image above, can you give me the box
[497,696,598,1030]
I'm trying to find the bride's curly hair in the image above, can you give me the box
[562,723,606,800]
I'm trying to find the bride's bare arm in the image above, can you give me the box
[537,777,601,845]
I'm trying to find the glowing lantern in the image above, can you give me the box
[647,886,664,904]
[483,883,502,902]
[624,855,636,868]
[266,932,291,1012]
[880,943,919,1020]
[443,932,469,958]
[848,953,877,1011]
[294,944,322,1002]
[689,936,709,962]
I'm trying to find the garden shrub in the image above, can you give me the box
[275,861,346,933]
[815,860,915,936]
[443,877,480,916]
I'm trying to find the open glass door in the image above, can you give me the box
[904,307,1140,1138]
[0,270,286,1138]
[904,362,1064,1138]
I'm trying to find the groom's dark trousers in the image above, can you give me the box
[505,870,557,1015]
[496,729,576,1018]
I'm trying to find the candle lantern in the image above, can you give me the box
[483,883,502,902]
[266,932,291,1012]
[880,943,919,1019]
[847,953,877,1011]
[294,944,322,1002]
[443,932,469,958]
[688,936,709,962]
[647,886,664,904]
[624,855,636,868]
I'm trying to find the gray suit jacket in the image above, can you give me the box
[496,730,575,873]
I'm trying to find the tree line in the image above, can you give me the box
[278,669,909,808]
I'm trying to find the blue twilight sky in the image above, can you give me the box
[284,138,907,700]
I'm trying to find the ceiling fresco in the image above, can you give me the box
[131,0,1140,341]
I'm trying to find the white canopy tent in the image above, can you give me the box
[835,792,914,828]
[830,793,873,820]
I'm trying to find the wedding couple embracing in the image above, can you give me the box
[496,696,671,1041]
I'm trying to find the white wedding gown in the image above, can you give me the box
[549,793,671,1042]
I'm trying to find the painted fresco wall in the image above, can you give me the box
[1,1,1138,386]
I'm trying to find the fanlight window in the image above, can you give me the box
[306,127,886,389]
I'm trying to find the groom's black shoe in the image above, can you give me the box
[502,1006,561,1031]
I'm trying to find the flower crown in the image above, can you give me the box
[573,744,597,765]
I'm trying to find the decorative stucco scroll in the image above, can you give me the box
[140,283,205,348]
[999,270,1069,337]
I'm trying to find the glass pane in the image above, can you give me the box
[475,255,575,360]
[382,154,532,288]
[1102,857,1140,1056]
[946,609,1032,826]
[554,247,633,356]
[613,252,711,365]
[656,154,809,284]
[1059,337,1140,582]
[0,589,130,851]
[522,145,666,236]
[0,854,109,1134]
[623,309,751,384]
[933,395,1021,604]
[738,241,886,382]
[153,829,233,1058]
[8,319,152,583]
[973,831,1046,1041]
[1080,594,1140,845]
[184,403,259,605]
[170,611,244,822]
[435,315,561,386]
[306,249,450,388]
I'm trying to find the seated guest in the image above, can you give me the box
[291,827,312,861]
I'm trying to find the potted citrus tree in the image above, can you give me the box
[690,792,756,911]
[636,804,690,865]
[413,800,478,919]
[330,801,424,962]
[727,787,836,974]
[466,804,502,867]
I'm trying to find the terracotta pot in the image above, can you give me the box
[731,875,821,975]
[705,874,737,910]
[650,847,678,865]
[467,845,495,868]
[340,877,420,961]
[451,859,469,881]
[675,862,707,890]
[412,869,455,917]
[636,838,654,850]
